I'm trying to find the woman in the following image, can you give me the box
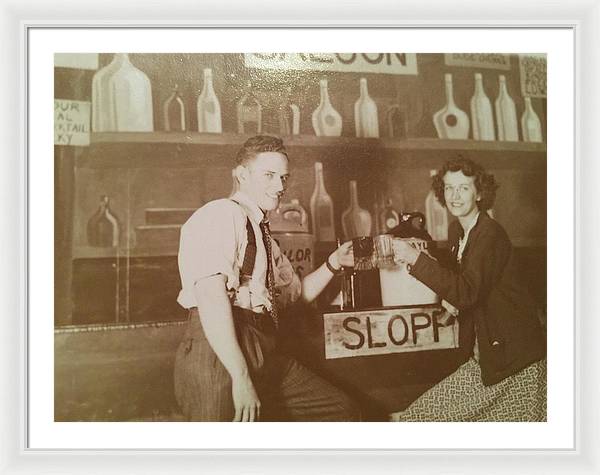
[390,156,546,422]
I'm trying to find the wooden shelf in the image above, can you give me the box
[90,132,546,153]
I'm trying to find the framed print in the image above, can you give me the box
[2,0,599,473]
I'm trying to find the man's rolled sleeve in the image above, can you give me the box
[177,201,242,307]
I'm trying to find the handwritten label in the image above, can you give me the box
[444,53,511,70]
[323,305,459,359]
[244,53,418,75]
[54,99,90,146]
[519,54,547,98]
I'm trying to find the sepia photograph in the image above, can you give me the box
[54,51,548,424]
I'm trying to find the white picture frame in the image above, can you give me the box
[2,0,598,472]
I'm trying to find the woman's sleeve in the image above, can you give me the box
[409,226,507,311]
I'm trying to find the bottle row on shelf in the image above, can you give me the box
[90,54,544,143]
[85,162,451,251]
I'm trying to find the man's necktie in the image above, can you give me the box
[259,219,278,327]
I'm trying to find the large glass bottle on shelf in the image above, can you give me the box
[87,195,120,248]
[309,162,336,242]
[470,73,495,141]
[197,68,222,133]
[92,53,154,132]
[341,181,372,240]
[311,79,343,137]
[495,75,519,141]
[433,73,470,140]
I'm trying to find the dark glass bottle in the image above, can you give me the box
[87,195,120,247]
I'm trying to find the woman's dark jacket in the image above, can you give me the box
[410,212,546,386]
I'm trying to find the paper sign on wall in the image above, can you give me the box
[244,53,418,75]
[323,305,459,359]
[54,99,91,146]
[519,54,547,98]
[444,53,511,70]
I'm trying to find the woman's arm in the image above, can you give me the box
[394,226,508,310]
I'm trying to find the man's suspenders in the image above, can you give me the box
[230,199,257,283]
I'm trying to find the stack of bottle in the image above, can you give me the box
[433,72,544,143]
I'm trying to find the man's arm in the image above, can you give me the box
[194,274,260,422]
[301,240,353,303]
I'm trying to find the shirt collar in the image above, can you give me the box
[231,191,268,224]
[460,211,481,242]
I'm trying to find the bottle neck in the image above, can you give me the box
[499,78,508,96]
[444,76,456,107]
[349,181,359,207]
[359,79,368,98]
[319,82,331,107]
[525,97,533,112]
[315,165,326,191]
[202,70,214,95]
[111,53,128,67]
[474,76,484,95]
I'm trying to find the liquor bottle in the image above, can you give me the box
[87,195,120,247]
[197,68,222,133]
[425,170,449,241]
[341,181,373,240]
[103,53,154,132]
[433,73,470,139]
[92,53,126,132]
[470,73,495,141]
[354,77,380,138]
[237,81,262,134]
[309,162,336,241]
[380,198,400,233]
[521,96,543,142]
[495,75,519,141]
[163,85,186,132]
[290,104,300,135]
[311,79,343,137]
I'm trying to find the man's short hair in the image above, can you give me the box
[235,135,289,167]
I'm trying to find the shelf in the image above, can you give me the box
[90,132,546,154]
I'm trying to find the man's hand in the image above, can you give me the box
[231,374,261,422]
[328,240,354,269]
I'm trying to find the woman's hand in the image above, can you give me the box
[392,239,420,266]
[328,241,354,270]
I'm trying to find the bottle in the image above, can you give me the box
[311,79,343,137]
[380,198,400,233]
[309,162,336,241]
[104,53,154,132]
[290,104,301,135]
[425,170,449,241]
[163,85,186,132]
[354,77,379,138]
[495,75,519,141]
[341,181,373,240]
[87,195,120,247]
[197,68,222,133]
[433,73,470,139]
[470,73,495,141]
[92,53,126,132]
[521,96,543,142]
[237,81,262,134]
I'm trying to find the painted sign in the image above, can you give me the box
[244,53,418,75]
[519,54,547,98]
[54,53,99,70]
[323,305,459,359]
[444,53,511,70]
[54,99,91,146]
[272,233,314,279]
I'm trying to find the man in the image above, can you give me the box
[174,135,359,422]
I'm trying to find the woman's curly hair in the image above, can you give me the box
[432,155,499,211]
